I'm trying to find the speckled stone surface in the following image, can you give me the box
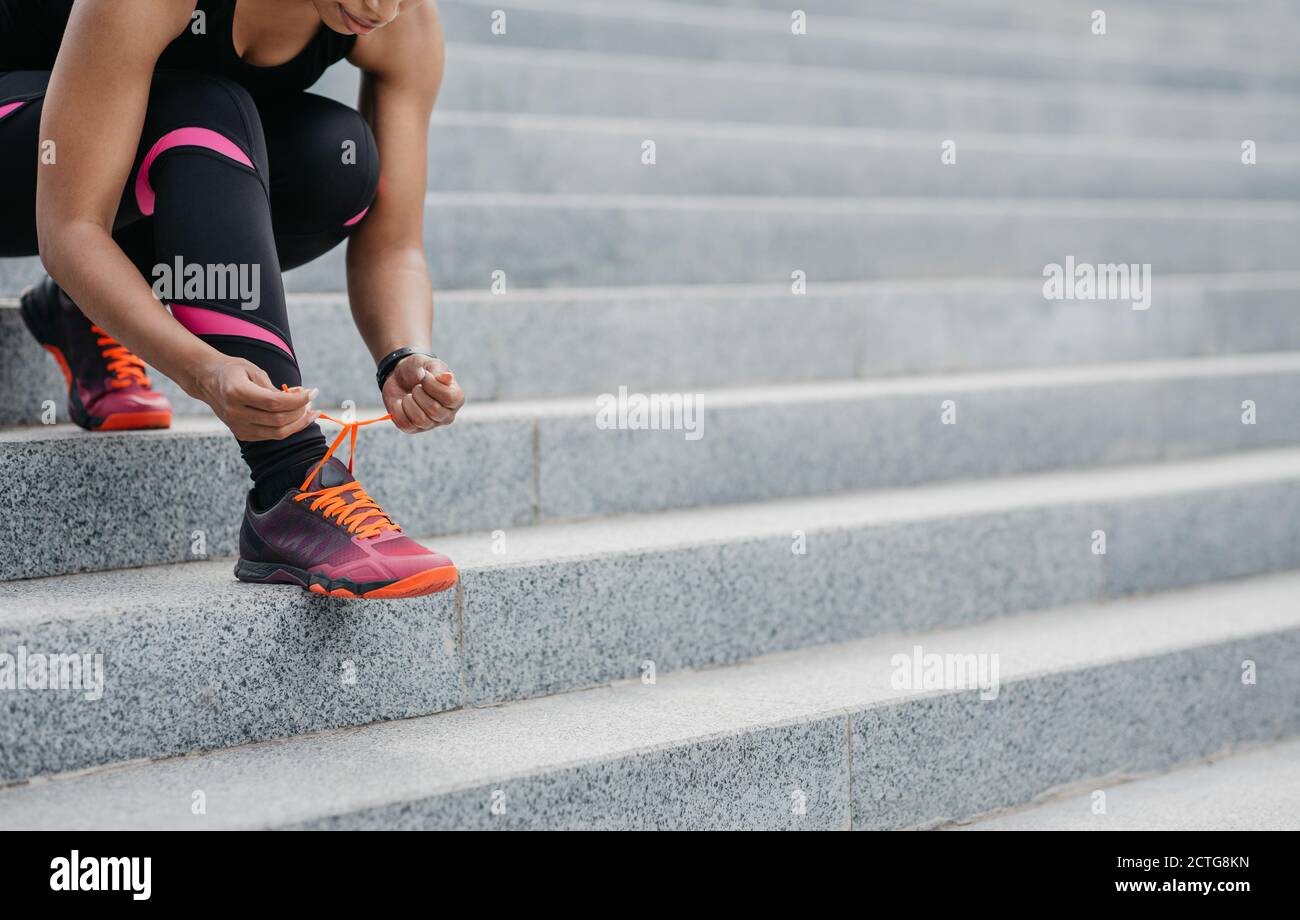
[0,412,533,580]
[0,561,460,784]
[0,571,1296,830]
[3,450,1299,782]
[957,737,1300,830]
[424,113,1300,199]
[678,0,1299,51]
[7,356,1300,579]
[11,277,1300,424]
[461,449,1300,703]
[290,716,850,831]
[458,505,1103,705]
[0,302,67,427]
[316,47,1300,141]
[287,192,1300,292]
[0,257,41,300]
[854,633,1300,829]
[435,0,1300,64]
[856,275,1300,378]
[432,0,1300,95]
[537,354,1300,518]
[3,0,1300,830]
[0,424,247,580]
[1105,482,1300,596]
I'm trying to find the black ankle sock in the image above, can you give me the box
[251,458,321,512]
[244,421,329,512]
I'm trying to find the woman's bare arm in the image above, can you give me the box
[37,0,315,439]
[346,0,464,433]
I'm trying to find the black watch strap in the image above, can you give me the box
[376,347,437,392]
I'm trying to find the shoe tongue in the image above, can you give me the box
[306,457,356,491]
[301,455,394,536]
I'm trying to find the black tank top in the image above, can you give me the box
[0,0,355,95]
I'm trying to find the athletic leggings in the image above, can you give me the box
[0,69,381,484]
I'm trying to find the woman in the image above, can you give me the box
[0,0,464,598]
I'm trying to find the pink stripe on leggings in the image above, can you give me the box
[170,304,293,358]
[0,101,26,121]
[135,127,255,216]
[344,206,370,227]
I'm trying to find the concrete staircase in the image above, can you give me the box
[2,0,1298,829]
[957,735,1300,831]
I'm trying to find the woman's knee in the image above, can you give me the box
[313,102,380,230]
[340,111,381,229]
[265,95,379,233]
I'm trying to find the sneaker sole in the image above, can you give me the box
[234,558,459,599]
[94,410,173,431]
[19,285,173,432]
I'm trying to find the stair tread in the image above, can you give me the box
[5,445,1299,619]
[3,0,1299,831]
[432,0,1300,94]
[444,0,1300,59]
[431,42,1300,109]
[6,270,1300,306]
[1,570,1295,829]
[957,736,1300,830]
[420,108,1300,161]
[4,347,1299,582]
[412,190,1300,216]
[2,349,1300,439]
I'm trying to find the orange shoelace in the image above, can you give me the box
[92,325,151,389]
[288,392,399,540]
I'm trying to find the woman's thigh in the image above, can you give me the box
[0,71,51,257]
[0,68,272,261]
[0,72,152,265]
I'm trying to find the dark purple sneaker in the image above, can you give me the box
[235,456,458,599]
[19,276,172,431]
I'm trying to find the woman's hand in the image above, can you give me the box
[191,355,320,441]
[381,353,464,433]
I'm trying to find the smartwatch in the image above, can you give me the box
[376,347,438,393]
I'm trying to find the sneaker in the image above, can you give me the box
[19,276,172,431]
[235,414,458,599]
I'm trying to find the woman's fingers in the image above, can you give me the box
[243,362,276,391]
[399,391,437,430]
[198,356,327,442]
[383,361,466,435]
[236,380,316,412]
[388,394,420,433]
[408,385,452,425]
[246,404,321,434]
[390,355,441,390]
[222,370,319,439]
[418,371,464,412]
[247,402,321,427]
[236,406,321,441]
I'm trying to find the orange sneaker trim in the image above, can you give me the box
[41,344,73,389]
[361,564,459,598]
[302,565,458,599]
[95,411,173,431]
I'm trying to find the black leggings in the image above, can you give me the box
[0,69,380,483]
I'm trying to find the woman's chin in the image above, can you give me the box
[320,17,354,36]
[313,3,354,36]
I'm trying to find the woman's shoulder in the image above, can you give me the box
[5,0,195,26]
[69,0,200,43]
